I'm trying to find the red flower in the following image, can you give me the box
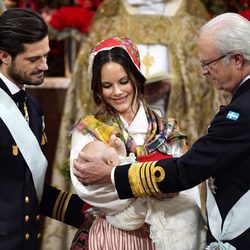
[239,9,250,20]
[49,6,95,33]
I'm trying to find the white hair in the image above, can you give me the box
[200,13,250,62]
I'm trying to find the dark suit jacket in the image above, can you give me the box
[115,78,250,248]
[0,79,85,249]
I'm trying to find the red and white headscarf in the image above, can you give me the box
[88,37,142,82]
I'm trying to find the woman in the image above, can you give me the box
[70,37,205,249]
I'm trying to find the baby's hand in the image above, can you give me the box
[109,134,126,157]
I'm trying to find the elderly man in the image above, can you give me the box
[74,13,250,249]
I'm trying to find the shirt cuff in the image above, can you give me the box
[111,167,116,186]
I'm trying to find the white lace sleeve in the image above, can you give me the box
[118,153,136,165]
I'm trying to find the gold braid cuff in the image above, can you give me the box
[52,191,72,222]
[128,161,165,197]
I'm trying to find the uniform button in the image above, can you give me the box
[36,214,41,221]
[37,233,42,239]
[25,196,30,203]
[204,225,208,230]
[25,233,30,240]
[25,215,30,222]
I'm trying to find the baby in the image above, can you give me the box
[73,135,206,250]
[81,134,132,167]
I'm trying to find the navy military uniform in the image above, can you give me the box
[114,78,250,248]
[0,79,85,249]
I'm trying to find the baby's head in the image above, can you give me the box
[82,140,119,167]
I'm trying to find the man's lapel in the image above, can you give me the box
[231,78,250,102]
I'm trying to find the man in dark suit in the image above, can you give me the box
[0,8,86,249]
[74,13,250,249]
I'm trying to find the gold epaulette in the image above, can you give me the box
[128,161,165,197]
[52,191,72,222]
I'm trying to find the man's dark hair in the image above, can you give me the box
[0,8,48,62]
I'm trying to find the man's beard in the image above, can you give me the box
[8,61,44,86]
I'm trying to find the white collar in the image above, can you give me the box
[120,103,148,133]
[240,75,250,86]
[0,72,22,95]
[234,74,250,94]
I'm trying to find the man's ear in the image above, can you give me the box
[233,53,244,69]
[107,159,114,166]
[0,50,11,64]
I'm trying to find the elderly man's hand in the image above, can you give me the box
[73,152,114,185]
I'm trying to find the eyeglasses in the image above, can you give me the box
[200,54,228,69]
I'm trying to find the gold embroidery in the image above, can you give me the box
[51,190,71,222]
[145,162,160,195]
[23,101,29,124]
[142,49,155,78]
[52,191,64,219]
[12,145,18,156]
[41,132,47,145]
[57,192,67,221]
[153,166,165,182]
[140,162,149,195]
[61,193,72,222]
[128,162,146,197]
[128,161,165,197]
